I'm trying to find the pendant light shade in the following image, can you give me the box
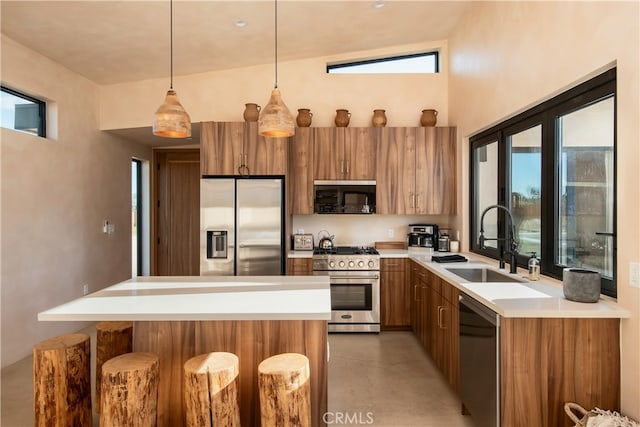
[153,89,191,138]
[258,0,294,138]
[153,0,191,138]
[258,89,295,137]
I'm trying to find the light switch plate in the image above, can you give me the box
[630,262,640,288]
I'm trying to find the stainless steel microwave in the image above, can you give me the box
[313,180,376,214]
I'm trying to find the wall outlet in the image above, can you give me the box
[83,284,89,295]
[388,228,394,238]
[630,262,640,288]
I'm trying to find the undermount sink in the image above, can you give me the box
[444,267,526,283]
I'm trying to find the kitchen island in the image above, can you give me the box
[39,276,331,427]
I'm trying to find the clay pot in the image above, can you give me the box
[420,109,438,127]
[335,109,351,127]
[372,109,387,127]
[296,108,313,127]
[243,103,261,122]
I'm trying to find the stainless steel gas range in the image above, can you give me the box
[312,246,380,333]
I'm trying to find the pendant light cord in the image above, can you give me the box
[274,0,278,89]
[170,0,174,89]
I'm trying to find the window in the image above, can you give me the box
[327,52,439,74]
[1,86,46,137]
[470,69,616,297]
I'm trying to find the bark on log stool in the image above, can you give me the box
[258,352,311,427]
[100,352,159,426]
[183,352,241,427]
[95,320,133,413]
[33,333,92,427]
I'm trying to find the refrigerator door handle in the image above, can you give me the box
[207,230,228,259]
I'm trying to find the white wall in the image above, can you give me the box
[0,36,152,367]
[99,40,450,129]
[448,1,639,417]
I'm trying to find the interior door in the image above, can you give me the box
[154,149,200,275]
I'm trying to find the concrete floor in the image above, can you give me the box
[1,329,475,426]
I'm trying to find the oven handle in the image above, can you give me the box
[329,275,380,280]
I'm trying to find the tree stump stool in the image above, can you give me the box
[183,352,241,427]
[100,352,159,426]
[33,333,92,427]
[95,320,133,413]
[258,353,311,427]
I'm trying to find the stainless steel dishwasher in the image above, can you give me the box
[459,292,500,427]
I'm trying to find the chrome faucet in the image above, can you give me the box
[478,204,519,274]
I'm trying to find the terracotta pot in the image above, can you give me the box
[296,108,313,127]
[243,103,261,122]
[335,109,351,127]
[420,109,438,127]
[372,109,387,127]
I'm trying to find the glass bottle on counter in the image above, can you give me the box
[528,252,540,281]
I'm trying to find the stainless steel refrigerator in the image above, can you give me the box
[200,178,284,276]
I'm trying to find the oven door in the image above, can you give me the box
[318,271,380,332]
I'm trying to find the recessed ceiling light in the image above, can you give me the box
[234,20,247,28]
[373,0,385,9]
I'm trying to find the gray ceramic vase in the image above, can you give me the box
[562,268,600,303]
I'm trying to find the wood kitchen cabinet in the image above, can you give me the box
[289,127,314,214]
[409,260,459,391]
[380,258,410,330]
[313,127,376,180]
[376,127,456,214]
[286,257,313,275]
[201,121,288,176]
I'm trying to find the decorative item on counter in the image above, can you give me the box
[449,240,459,253]
[335,109,351,127]
[296,108,313,127]
[243,103,261,122]
[420,109,438,127]
[562,268,600,303]
[528,252,540,281]
[371,109,387,127]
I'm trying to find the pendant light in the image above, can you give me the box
[258,0,295,138]
[153,0,191,138]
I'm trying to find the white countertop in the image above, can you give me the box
[38,276,331,322]
[408,252,630,319]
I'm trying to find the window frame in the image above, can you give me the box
[326,51,439,74]
[0,85,46,137]
[469,68,617,297]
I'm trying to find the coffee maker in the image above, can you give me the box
[407,224,438,248]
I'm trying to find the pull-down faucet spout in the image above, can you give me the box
[478,204,519,274]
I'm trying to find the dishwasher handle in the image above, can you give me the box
[459,293,499,326]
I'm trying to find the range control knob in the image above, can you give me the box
[358,260,365,268]
[368,260,376,268]
[348,260,355,268]
[329,261,336,268]
[338,260,346,268]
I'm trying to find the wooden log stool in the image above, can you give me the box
[183,352,241,427]
[258,353,311,427]
[33,333,92,427]
[100,352,159,426]
[95,320,133,413]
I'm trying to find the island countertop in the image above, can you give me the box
[38,276,331,322]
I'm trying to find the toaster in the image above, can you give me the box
[292,234,314,251]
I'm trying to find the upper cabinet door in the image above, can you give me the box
[345,127,376,180]
[313,128,343,180]
[376,127,416,214]
[289,127,314,214]
[418,127,457,214]
[245,122,288,175]
[201,122,243,176]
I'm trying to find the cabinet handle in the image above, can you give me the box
[239,153,243,166]
[414,284,421,301]
[244,153,248,165]
[346,160,350,174]
[341,160,344,174]
[416,194,421,209]
[438,306,448,329]
[411,193,416,208]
